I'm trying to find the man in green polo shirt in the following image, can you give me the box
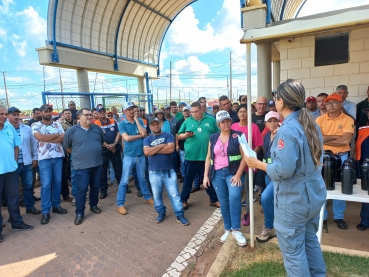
[171,101,183,121]
[178,102,219,210]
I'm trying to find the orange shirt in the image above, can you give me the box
[315,112,354,154]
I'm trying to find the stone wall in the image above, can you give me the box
[278,26,369,103]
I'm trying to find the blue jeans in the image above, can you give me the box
[324,153,348,220]
[179,150,185,177]
[38,157,63,214]
[109,160,115,181]
[16,163,35,210]
[117,155,152,207]
[181,160,218,203]
[211,168,243,231]
[149,169,184,217]
[172,151,178,173]
[262,175,274,229]
[360,203,369,227]
[74,166,101,215]
[70,160,76,196]
[132,158,152,194]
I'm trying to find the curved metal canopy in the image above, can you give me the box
[46,0,196,76]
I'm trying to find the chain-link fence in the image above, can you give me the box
[42,92,154,113]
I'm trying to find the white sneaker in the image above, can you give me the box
[220,231,230,243]
[232,231,247,246]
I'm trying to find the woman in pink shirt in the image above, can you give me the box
[231,104,263,226]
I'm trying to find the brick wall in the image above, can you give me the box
[278,26,369,103]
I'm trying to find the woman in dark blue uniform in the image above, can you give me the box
[244,79,327,277]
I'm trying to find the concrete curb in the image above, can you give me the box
[206,225,236,277]
[205,230,369,277]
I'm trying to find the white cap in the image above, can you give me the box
[216,110,232,123]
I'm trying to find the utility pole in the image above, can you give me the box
[179,90,181,101]
[59,69,65,108]
[93,72,98,93]
[43,66,46,92]
[2,71,10,108]
[230,51,233,102]
[169,61,172,102]
[227,77,229,97]
[102,82,105,93]
[157,89,159,106]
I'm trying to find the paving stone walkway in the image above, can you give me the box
[0,183,218,277]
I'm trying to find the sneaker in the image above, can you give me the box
[156,213,166,223]
[242,213,250,226]
[117,206,127,215]
[241,200,246,207]
[220,231,230,243]
[71,198,76,206]
[12,222,34,231]
[176,215,189,226]
[256,225,276,242]
[144,199,154,205]
[232,231,247,246]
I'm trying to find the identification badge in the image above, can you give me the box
[198,127,202,133]
[110,127,115,131]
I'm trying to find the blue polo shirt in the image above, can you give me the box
[0,122,21,174]
[118,118,145,156]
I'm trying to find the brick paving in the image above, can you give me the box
[0,183,219,277]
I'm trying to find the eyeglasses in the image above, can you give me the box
[82,114,93,117]
[325,101,340,106]
[107,115,112,118]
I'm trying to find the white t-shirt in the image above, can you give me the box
[32,121,65,161]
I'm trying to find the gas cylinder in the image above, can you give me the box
[341,160,353,195]
[361,157,369,191]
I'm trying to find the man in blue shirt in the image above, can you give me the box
[0,105,33,243]
[336,85,356,119]
[116,102,153,215]
[7,107,40,215]
[144,117,189,225]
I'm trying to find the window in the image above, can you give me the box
[315,33,349,66]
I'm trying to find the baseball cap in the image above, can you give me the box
[306,96,316,103]
[40,104,53,111]
[154,109,164,115]
[216,110,232,123]
[182,106,190,111]
[324,93,342,103]
[179,102,187,107]
[265,111,280,122]
[163,105,170,110]
[268,100,275,106]
[149,117,160,125]
[96,106,106,112]
[8,107,21,114]
[123,102,134,111]
[139,106,145,110]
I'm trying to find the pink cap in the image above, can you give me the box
[265,111,280,122]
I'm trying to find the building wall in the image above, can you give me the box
[278,26,369,103]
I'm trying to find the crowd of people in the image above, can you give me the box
[1,81,369,275]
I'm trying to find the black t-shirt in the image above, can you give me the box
[27,118,40,127]
[252,113,266,133]
[176,118,185,151]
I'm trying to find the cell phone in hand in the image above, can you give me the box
[186,131,194,134]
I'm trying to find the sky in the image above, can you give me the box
[0,0,369,111]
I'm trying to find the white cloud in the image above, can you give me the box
[0,27,6,38]
[0,0,13,14]
[298,0,369,17]
[0,43,3,49]
[166,0,244,57]
[16,6,47,40]
[12,39,27,57]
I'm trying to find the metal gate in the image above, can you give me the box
[42,92,154,113]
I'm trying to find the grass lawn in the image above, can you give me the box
[221,241,369,277]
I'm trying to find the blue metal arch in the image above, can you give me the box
[157,0,198,77]
[280,0,288,21]
[295,0,308,18]
[51,0,59,62]
[114,0,132,71]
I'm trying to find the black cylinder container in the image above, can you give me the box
[347,158,357,184]
[323,152,335,190]
[332,154,342,182]
[361,158,369,191]
[342,160,353,195]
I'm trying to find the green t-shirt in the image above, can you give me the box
[178,114,219,161]
[173,112,183,121]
